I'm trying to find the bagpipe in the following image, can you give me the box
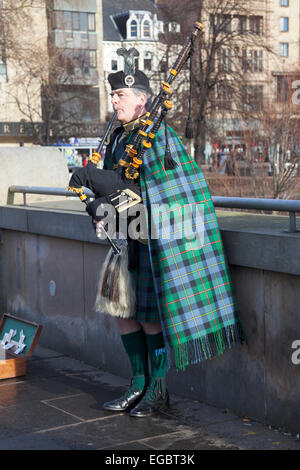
[67,21,204,255]
[68,109,141,254]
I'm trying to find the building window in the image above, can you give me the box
[144,58,152,70]
[53,11,96,32]
[243,85,264,111]
[54,87,100,122]
[88,13,95,31]
[210,14,232,34]
[111,59,118,71]
[217,48,232,72]
[249,16,263,35]
[215,84,234,110]
[280,42,289,56]
[277,76,289,101]
[60,49,97,72]
[242,49,249,71]
[159,59,168,73]
[72,12,80,30]
[280,0,289,6]
[168,22,180,33]
[280,17,289,32]
[210,14,219,33]
[236,15,247,34]
[130,20,138,38]
[63,11,72,30]
[276,74,300,102]
[0,44,7,82]
[89,50,97,68]
[242,49,263,73]
[253,50,263,72]
[80,13,87,31]
[209,14,215,33]
[222,15,232,33]
[142,20,151,38]
[0,44,5,65]
[144,52,152,71]
[243,49,254,72]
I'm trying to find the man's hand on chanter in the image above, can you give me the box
[93,219,105,238]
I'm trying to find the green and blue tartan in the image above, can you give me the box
[139,125,245,371]
[135,242,160,324]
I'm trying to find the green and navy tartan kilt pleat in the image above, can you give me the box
[135,242,160,323]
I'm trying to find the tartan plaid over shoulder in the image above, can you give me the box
[140,125,245,371]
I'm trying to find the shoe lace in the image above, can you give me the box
[123,377,145,400]
[143,378,165,404]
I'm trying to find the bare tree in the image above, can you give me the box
[0,0,101,145]
[0,1,44,59]
[240,70,300,199]
[155,0,271,164]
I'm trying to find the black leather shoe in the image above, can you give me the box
[129,380,170,418]
[103,381,147,412]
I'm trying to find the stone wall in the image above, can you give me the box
[0,147,69,206]
[0,204,299,434]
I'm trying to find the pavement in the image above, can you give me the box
[0,346,299,452]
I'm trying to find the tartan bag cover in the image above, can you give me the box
[139,125,245,371]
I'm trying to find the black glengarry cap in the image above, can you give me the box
[108,70,150,92]
[108,47,150,92]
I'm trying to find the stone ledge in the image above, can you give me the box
[0,204,300,275]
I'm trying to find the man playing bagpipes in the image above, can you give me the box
[68,23,246,418]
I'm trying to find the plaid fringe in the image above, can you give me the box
[167,322,246,372]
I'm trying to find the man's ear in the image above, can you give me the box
[139,92,147,107]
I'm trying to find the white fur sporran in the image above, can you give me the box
[94,244,136,319]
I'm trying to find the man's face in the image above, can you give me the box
[110,88,146,124]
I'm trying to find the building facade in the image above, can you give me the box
[1,0,298,155]
[203,0,300,163]
[101,0,165,116]
[268,0,300,103]
[0,0,167,148]
[0,0,106,146]
[0,1,48,146]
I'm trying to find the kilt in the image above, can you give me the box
[135,242,160,323]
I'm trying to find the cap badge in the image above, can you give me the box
[117,47,140,87]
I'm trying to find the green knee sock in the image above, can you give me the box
[121,330,149,390]
[145,332,167,380]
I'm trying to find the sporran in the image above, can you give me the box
[94,242,136,319]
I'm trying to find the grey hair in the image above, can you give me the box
[131,87,153,111]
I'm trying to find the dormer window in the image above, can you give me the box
[130,19,138,38]
[142,20,151,38]
[125,13,155,40]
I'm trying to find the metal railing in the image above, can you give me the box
[7,185,300,233]
[212,196,300,233]
[8,185,94,206]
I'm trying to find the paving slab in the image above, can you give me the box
[0,345,299,451]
